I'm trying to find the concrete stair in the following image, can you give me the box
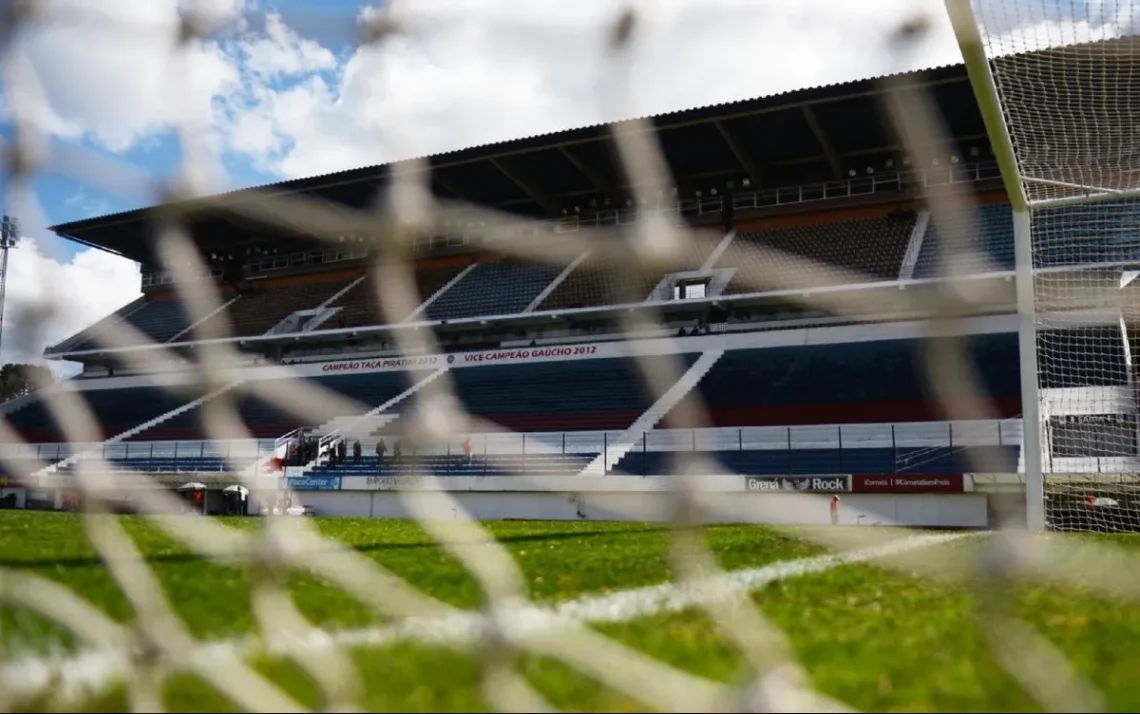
[579,350,724,475]
[276,367,450,479]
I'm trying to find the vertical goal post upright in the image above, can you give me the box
[945,0,1045,530]
[946,0,1140,531]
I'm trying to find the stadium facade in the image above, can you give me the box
[0,60,1124,527]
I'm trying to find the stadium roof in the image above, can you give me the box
[51,62,988,266]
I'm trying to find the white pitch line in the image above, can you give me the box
[0,531,972,702]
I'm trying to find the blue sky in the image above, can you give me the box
[9,0,365,262]
[0,0,981,363]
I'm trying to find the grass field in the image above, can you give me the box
[1,512,1139,712]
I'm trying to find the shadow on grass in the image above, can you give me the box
[0,524,672,569]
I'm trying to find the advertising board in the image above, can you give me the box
[286,476,341,491]
[339,475,429,491]
[743,475,850,493]
[850,474,965,494]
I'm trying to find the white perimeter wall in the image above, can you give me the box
[296,490,987,528]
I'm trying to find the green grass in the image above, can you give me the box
[2,512,1140,712]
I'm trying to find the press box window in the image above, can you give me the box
[672,279,708,301]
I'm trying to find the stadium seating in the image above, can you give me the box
[306,452,596,478]
[535,252,660,311]
[612,445,1019,476]
[5,386,192,443]
[374,356,698,434]
[719,212,916,294]
[129,370,431,441]
[1034,199,1140,267]
[1038,326,1131,388]
[913,202,1015,278]
[425,260,564,321]
[61,456,261,474]
[536,235,720,312]
[188,274,357,339]
[63,296,192,351]
[669,335,1024,427]
[326,263,469,328]
[914,198,1140,278]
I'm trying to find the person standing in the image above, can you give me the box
[462,436,473,465]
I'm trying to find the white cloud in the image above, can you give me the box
[0,0,981,367]
[225,0,967,179]
[13,0,968,177]
[2,237,141,368]
[17,0,244,152]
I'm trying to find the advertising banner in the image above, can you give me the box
[286,476,341,491]
[314,344,605,376]
[341,475,426,491]
[743,475,850,493]
[851,474,965,494]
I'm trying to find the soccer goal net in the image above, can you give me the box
[949,0,1140,531]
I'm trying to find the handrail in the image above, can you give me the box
[1,420,1022,464]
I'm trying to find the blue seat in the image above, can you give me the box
[376,355,699,433]
[308,452,598,477]
[5,386,192,444]
[720,213,916,294]
[669,335,1024,428]
[64,298,192,352]
[426,261,564,321]
[915,202,1015,278]
[131,370,433,441]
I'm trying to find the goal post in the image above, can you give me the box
[946,0,1140,531]
[946,0,1045,530]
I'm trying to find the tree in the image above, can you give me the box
[0,363,55,402]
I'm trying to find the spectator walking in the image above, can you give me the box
[376,438,387,465]
[393,438,403,462]
[353,439,362,463]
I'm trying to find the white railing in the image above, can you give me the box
[2,421,1020,466]
[0,439,278,462]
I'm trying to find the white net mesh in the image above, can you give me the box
[965,0,1140,532]
[969,0,1140,203]
[1,1,1140,712]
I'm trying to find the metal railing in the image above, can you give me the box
[139,161,1001,289]
[1,420,1022,474]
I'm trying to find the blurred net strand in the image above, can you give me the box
[0,0,1135,712]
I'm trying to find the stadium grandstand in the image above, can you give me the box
[0,54,1131,529]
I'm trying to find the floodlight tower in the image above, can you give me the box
[0,214,19,358]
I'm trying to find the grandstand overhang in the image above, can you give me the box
[48,64,991,268]
[43,271,1022,363]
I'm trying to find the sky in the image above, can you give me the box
[0,0,1117,371]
